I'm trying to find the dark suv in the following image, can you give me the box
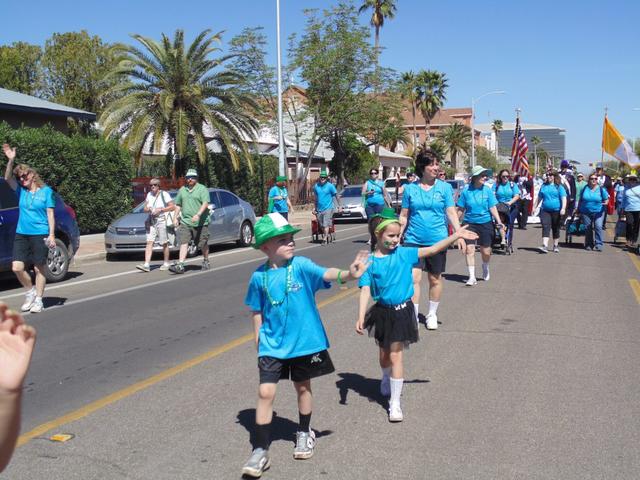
[0,179,80,282]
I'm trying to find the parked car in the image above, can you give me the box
[104,188,256,257]
[0,179,80,282]
[384,176,412,208]
[333,185,367,222]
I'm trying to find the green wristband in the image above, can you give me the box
[337,270,345,285]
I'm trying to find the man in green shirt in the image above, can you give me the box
[169,169,210,274]
[575,173,587,206]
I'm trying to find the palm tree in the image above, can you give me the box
[438,123,471,172]
[491,119,503,158]
[359,0,397,63]
[416,70,448,146]
[400,71,419,159]
[100,29,258,178]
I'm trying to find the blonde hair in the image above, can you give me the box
[13,164,44,188]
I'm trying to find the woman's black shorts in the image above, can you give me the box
[13,233,49,265]
[403,242,447,275]
[464,222,494,247]
[258,350,335,384]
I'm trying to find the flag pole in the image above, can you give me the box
[601,106,607,166]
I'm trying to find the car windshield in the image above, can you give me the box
[341,186,362,197]
[132,191,178,213]
[385,178,409,188]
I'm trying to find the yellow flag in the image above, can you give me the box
[602,117,640,168]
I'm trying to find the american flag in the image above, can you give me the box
[510,118,530,175]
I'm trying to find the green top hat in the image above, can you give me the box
[470,165,488,177]
[276,175,287,182]
[252,213,301,249]
[372,207,398,220]
[185,168,198,178]
[319,171,328,178]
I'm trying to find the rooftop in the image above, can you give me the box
[475,122,565,133]
[0,87,96,121]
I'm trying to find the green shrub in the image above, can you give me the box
[0,122,133,233]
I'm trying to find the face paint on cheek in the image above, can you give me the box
[383,240,393,247]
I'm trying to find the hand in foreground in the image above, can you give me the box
[355,318,365,335]
[456,225,479,241]
[2,144,16,162]
[348,250,371,279]
[456,237,466,254]
[0,303,36,394]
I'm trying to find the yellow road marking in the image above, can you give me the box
[629,279,640,305]
[628,253,640,275]
[18,287,360,447]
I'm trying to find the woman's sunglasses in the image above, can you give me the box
[19,173,30,180]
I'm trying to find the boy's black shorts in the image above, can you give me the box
[258,350,335,384]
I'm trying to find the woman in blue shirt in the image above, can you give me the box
[361,168,390,247]
[268,175,293,221]
[399,150,464,329]
[493,169,520,248]
[578,173,610,251]
[456,165,504,286]
[3,144,55,314]
[620,173,640,250]
[534,171,567,253]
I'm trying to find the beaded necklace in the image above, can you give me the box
[262,259,293,307]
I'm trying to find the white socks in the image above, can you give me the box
[413,303,419,322]
[467,265,475,279]
[390,377,404,406]
[542,237,549,247]
[428,301,439,316]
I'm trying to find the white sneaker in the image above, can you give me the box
[30,298,43,314]
[482,265,490,281]
[380,376,390,397]
[465,277,477,286]
[426,312,438,330]
[21,289,36,312]
[136,263,150,272]
[389,403,403,422]
[553,246,560,253]
[159,263,171,271]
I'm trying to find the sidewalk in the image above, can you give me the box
[73,210,317,265]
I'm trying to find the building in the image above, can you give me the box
[0,87,96,133]
[476,122,566,163]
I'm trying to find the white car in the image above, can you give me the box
[333,185,367,222]
[384,176,412,208]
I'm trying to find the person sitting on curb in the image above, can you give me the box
[137,178,175,272]
[169,169,210,274]
[0,302,37,473]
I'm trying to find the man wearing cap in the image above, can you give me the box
[312,171,339,244]
[268,175,293,221]
[169,169,210,274]
[575,173,587,206]
[559,160,577,216]
[595,165,613,228]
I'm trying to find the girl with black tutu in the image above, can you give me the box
[356,210,477,422]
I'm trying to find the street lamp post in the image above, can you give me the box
[276,0,286,177]
[471,90,505,169]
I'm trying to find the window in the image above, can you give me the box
[0,180,18,210]
[209,191,221,209]
[218,191,239,207]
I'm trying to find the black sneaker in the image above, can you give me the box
[169,262,185,274]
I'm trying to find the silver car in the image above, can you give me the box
[104,188,256,257]
[334,185,367,222]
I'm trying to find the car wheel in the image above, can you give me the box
[43,238,69,283]
[237,221,253,247]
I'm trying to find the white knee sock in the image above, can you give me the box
[413,303,419,320]
[428,301,439,315]
[390,377,404,406]
[467,265,475,278]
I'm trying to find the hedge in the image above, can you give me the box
[0,122,133,233]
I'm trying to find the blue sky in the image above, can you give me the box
[1,0,639,167]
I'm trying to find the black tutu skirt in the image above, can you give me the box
[363,300,419,349]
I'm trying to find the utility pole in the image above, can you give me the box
[276,0,286,177]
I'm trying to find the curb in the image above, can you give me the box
[72,252,107,266]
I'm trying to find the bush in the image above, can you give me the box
[0,122,133,233]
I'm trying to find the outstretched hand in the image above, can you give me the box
[0,303,36,394]
[2,144,16,162]
[348,250,370,279]
[456,225,479,242]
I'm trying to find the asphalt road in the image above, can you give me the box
[2,222,639,479]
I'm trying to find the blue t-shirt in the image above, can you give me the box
[457,184,498,224]
[364,179,385,206]
[493,181,520,204]
[622,185,640,212]
[358,246,419,306]
[16,184,56,235]
[579,185,609,214]
[313,182,337,212]
[245,256,331,359]
[402,180,454,246]
[538,184,567,212]
[268,186,289,213]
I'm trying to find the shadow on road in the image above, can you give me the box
[43,296,67,308]
[236,409,333,448]
[336,372,387,410]
[441,273,468,284]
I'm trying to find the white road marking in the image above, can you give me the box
[0,225,366,300]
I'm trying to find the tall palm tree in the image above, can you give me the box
[100,29,258,178]
[400,71,419,159]
[359,0,397,63]
[416,70,448,146]
[438,122,471,172]
[491,119,503,158]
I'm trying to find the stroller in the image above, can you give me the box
[564,215,586,244]
[613,213,626,244]
[312,214,336,244]
[493,203,515,255]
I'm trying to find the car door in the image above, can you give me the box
[217,191,242,241]
[207,190,225,244]
[0,180,19,267]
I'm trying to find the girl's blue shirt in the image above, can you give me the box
[358,246,419,306]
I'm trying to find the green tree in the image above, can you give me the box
[41,31,118,114]
[475,145,500,174]
[437,122,471,172]
[100,29,259,179]
[0,42,42,95]
[399,71,419,158]
[415,69,448,145]
[491,119,503,157]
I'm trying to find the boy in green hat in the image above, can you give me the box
[241,213,369,478]
[268,175,293,220]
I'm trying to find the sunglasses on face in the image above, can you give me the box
[19,173,30,180]
[370,172,378,175]
[501,175,509,179]
[589,177,597,180]
[150,183,160,187]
